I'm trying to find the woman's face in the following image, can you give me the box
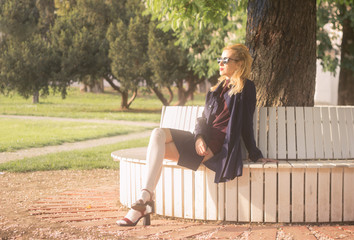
[219,50,241,79]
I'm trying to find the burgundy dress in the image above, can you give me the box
[170,81,230,171]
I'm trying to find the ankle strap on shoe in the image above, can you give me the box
[141,189,153,201]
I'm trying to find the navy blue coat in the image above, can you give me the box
[194,79,263,183]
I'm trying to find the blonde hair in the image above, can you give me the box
[211,44,253,95]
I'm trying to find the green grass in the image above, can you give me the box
[0,87,206,122]
[0,86,206,172]
[0,117,151,152]
[0,137,149,172]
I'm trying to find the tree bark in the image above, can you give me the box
[246,0,316,106]
[337,5,354,105]
[151,86,170,106]
[175,79,188,106]
[166,86,173,105]
[126,88,138,109]
[32,91,39,104]
[121,91,129,110]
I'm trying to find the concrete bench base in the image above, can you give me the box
[112,148,354,223]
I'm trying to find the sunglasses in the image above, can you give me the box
[217,57,239,64]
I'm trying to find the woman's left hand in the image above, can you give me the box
[257,158,278,163]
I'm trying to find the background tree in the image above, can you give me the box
[317,0,354,105]
[106,1,150,109]
[147,21,180,105]
[147,1,246,105]
[50,0,116,94]
[0,34,58,102]
[0,0,63,103]
[147,0,317,106]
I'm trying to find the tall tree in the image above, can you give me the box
[0,0,62,103]
[0,34,59,102]
[147,21,178,105]
[246,0,316,106]
[106,1,150,109]
[51,0,114,93]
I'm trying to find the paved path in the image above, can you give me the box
[0,115,158,163]
[0,130,153,163]
[0,114,159,127]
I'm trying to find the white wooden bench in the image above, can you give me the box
[112,106,354,223]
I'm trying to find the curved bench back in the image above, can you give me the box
[160,106,354,160]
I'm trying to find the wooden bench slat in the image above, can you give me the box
[330,107,342,159]
[259,108,268,158]
[173,168,183,218]
[184,106,192,132]
[338,108,350,159]
[287,107,297,159]
[296,107,306,159]
[278,166,291,222]
[161,107,177,128]
[155,169,164,215]
[318,168,330,222]
[304,107,315,159]
[278,107,287,159]
[264,167,277,222]
[305,168,318,222]
[322,107,333,159]
[344,168,354,221]
[238,166,250,222]
[331,168,343,221]
[194,166,205,220]
[345,108,354,158]
[268,107,277,159]
[314,107,325,159]
[218,183,225,221]
[164,167,173,217]
[250,168,263,222]
[206,168,218,220]
[225,178,237,221]
[292,167,305,222]
[183,169,194,219]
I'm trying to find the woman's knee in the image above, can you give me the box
[151,128,166,141]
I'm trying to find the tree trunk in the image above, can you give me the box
[151,86,170,106]
[126,88,138,109]
[337,5,354,105]
[246,0,316,106]
[166,86,173,105]
[32,91,39,104]
[176,79,188,106]
[121,89,138,109]
[121,91,129,110]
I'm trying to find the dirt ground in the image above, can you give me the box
[1,170,354,240]
[0,169,122,239]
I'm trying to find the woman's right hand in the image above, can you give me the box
[195,136,208,156]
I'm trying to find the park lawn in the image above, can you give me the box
[0,137,149,172]
[0,117,152,152]
[0,87,206,122]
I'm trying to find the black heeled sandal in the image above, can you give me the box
[117,189,154,227]
[131,189,154,213]
[116,208,152,226]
